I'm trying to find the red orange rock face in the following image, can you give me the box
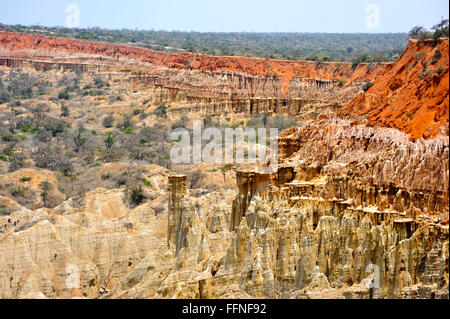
[342,38,449,141]
[0,31,388,95]
[0,31,448,141]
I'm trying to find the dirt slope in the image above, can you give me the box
[341,38,449,141]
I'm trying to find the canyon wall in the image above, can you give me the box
[162,117,449,298]
[0,31,389,86]
[1,120,447,299]
[0,31,391,119]
[1,32,448,141]
[0,31,448,299]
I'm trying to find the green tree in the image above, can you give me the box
[73,127,86,152]
[2,147,14,162]
[39,181,52,207]
[104,132,115,149]
[60,104,70,117]
[154,103,167,118]
[432,18,449,39]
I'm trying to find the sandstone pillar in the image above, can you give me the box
[167,175,187,250]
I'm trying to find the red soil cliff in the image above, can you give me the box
[1,31,447,140]
[0,31,389,93]
[341,38,449,141]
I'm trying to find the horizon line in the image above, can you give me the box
[0,23,414,35]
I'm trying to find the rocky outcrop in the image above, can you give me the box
[158,117,449,299]
[229,195,449,299]
[230,171,274,231]
[282,117,449,197]
[167,175,188,253]
[0,55,357,118]
[0,165,172,299]
[160,174,448,299]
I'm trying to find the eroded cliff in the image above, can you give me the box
[158,118,448,299]
[0,31,391,119]
[0,31,448,299]
[342,38,449,140]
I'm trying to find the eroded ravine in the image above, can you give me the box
[0,32,448,299]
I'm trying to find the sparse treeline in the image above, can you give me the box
[0,23,408,62]
[409,18,449,42]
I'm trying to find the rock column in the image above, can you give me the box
[168,175,187,251]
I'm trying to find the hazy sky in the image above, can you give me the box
[1,0,448,33]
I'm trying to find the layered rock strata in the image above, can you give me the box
[217,118,449,298]
[0,31,390,119]
[159,117,448,298]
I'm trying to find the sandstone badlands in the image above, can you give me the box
[0,32,448,299]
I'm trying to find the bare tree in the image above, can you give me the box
[32,144,73,176]
[60,103,70,117]
[102,115,114,128]
[188,170,203,189]
[33,129,52,143]
[409,26,430,42]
